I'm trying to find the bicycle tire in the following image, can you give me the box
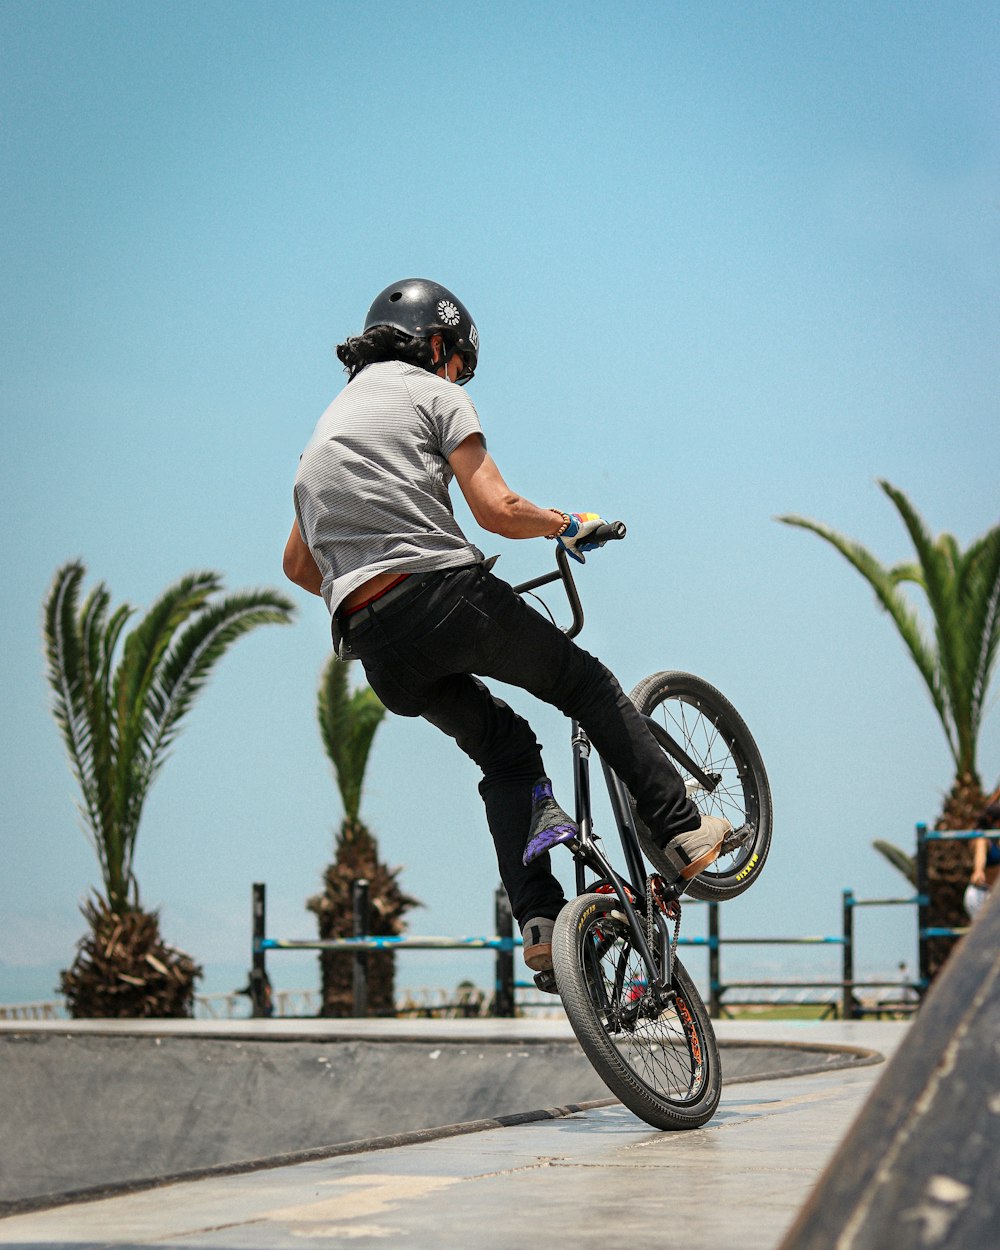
[629,670,772,901]
[552,892,721,1130]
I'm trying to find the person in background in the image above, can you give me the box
[965,784,1000,920]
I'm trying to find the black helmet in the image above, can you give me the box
[364,278,479,383]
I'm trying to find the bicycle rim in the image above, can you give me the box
[552,894,720,1129]
[630,670,772,900]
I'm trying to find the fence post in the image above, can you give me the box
[842,889,855,1020]
[708,902,721,1017]
[249,882,272,1018]
[352,878,370,1018]
[915,823,930,995]
[494,886,515,1018]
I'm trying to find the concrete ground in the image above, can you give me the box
[0,1017,907,1249]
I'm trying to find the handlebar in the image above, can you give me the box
[511,519,626,640]
[591,520,627,546]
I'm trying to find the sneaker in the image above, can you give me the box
[637,813,733,884]
[521,916,555,971]
[522,777,579,865]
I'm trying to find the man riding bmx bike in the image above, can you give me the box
[283,278,730,981]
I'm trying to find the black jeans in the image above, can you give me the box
[339,565,700,928]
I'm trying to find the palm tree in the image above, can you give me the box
[44,561,294,1016]
[778,481,1000,977]
[872,840,917,887]
[306,656,419,1016]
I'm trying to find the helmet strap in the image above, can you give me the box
[430,335,453,382]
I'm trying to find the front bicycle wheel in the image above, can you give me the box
[629,671,772,901]
[552,893,720,1130]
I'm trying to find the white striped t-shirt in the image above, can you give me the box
[293,360,486,615]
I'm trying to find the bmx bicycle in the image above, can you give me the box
[512,523,772,1129]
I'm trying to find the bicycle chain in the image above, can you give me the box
[646,875,682,993]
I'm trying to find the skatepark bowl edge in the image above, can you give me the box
[1,1016,893,1221]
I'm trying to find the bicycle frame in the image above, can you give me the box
[568,718,677,999]
[512,545,702,1000]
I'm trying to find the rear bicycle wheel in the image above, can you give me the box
[630,670,772,901]
[552,893,720,1130]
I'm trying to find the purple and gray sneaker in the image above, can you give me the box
[522,777,579,865]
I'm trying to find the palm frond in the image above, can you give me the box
[97,601,134,899]
[44,563,293,917]
[888,561,924,587]
[317,658,350,811]
[79,585,111,689]
[110,573,221,849]
[318,656,387,822]
[43,562,85,756]
[962,527,1000,761]
[43,563,104,835]
[101,604,133,685]
[113,572,220,728]
[338,689,386,820]
[879,481,968,761]
[136,590,295,809]
[872,839,917,887]
[78,585,120,896]
[776,512,952,756]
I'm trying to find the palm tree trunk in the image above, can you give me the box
[60,899,202,1017]
[307,819,418,1017]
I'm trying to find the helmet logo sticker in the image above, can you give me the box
[437,299,461,326]
[469,323,479,351]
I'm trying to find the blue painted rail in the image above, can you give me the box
[248,824,986,1019]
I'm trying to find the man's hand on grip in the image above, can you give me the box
[557,512,605,563]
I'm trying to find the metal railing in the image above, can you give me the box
[0,1001,63,1022]
[249,881,524,1018]
[8,825,976,1024]
[249,872,930,1021]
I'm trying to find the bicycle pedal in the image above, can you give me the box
[721,822,755,854]
[533,969,559,995]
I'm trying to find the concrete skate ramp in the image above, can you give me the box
[780,887,1000,1250]
[1,1032,874,1211]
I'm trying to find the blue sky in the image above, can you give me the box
[2,1,998,1002]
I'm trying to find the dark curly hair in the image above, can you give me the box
[336,324,435,382]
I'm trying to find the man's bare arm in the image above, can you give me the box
[283,520,324,595]
[448,435,564,539]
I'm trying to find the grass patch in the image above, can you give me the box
[721,1003,838,1021]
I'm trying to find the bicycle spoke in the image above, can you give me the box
[653,694,757,876]
[554,892,721,1129]
[585,922,705,1103]
[630,673,772,905]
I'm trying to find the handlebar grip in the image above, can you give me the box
[593,520,627,545]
